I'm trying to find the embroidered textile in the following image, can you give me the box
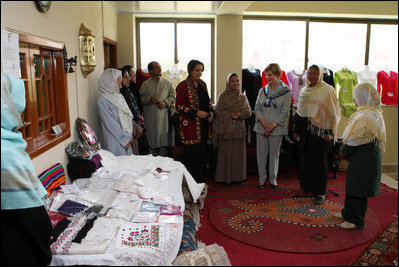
[67,217,124,255]
[38,163,66,198]
[50,215,88,255]
[173,243,232,266]
[90,153,102,169]
[117,223,163,252]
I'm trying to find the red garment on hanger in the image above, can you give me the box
[377,70,398,105]
[262,70,293,103]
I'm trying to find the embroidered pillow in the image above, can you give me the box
[38,163,66,198]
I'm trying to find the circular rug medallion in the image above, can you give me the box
[210,197,380,253]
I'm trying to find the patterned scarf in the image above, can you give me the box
[263,82,290,108]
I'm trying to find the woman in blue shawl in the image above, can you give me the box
[1,72,52,265]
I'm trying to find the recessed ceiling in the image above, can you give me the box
[104,1,254,15]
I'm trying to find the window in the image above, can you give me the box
[243,18,397,73]
[137,19,215,101]
[308,22,367,71]
[243,20,306,72]
[369,24,398,72]
[18,34,70,159]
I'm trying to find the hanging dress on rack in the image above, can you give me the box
[287,70,307,107]
[377,70,398,105]
[334,68,358,116]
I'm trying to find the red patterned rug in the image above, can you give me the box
[209,197,381,253]
[348,215,398,266]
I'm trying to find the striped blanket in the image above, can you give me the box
[38,163,66,198]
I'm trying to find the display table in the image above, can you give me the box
[49,150,205,266]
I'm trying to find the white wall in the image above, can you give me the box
[1,1,117,182]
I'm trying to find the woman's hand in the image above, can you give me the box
[136,126,143,139]
[197,110,209,118]
[124,136,134,150]
[157,101,166,109]
[151,96,160,104]
[266,122,277,134]
[232,112,240,120]
[208,111,214,123]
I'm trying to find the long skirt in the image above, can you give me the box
[183,141,207,183]
[214,138,247,184]
[1,206,52,266]
[300,150,328,195]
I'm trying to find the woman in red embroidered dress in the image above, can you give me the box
[176,60,214,183]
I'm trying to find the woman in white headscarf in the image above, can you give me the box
[334,82,386,229]
[98,68,139,156]
[293,64,341,205]
[214,73,252,184]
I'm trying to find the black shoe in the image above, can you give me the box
[314,195,325,205]
[258,184,265,190]
[271,184,279,189]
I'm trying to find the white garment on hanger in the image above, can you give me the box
[247,63,256,73]
[357,65,377,88]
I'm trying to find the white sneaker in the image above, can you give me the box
[339,221,357,229]
[333,213,344,219]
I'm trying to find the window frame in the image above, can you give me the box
[135,17,216,102]
[18,33,70,159]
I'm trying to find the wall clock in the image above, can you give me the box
[35,1,51,13]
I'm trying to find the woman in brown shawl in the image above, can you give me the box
[214,73,252,184]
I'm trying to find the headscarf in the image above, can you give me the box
[342,82,386,151]
[99,68,133,136]
[1,73,48,209]
[296,65,341,140]
[214,73,251,137]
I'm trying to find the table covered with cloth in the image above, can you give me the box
[49,150,205,266]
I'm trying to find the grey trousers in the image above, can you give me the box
[256,134,283,185]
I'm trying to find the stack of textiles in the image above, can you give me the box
[48,150,205,266]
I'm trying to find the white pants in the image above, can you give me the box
[256,134,283,186]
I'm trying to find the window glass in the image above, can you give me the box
[308,22,367,71]
[177,23,211,93]
[369,24,398,72]
[139,22,174,70]
[243,20,306,72]
[138,20,214,99]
